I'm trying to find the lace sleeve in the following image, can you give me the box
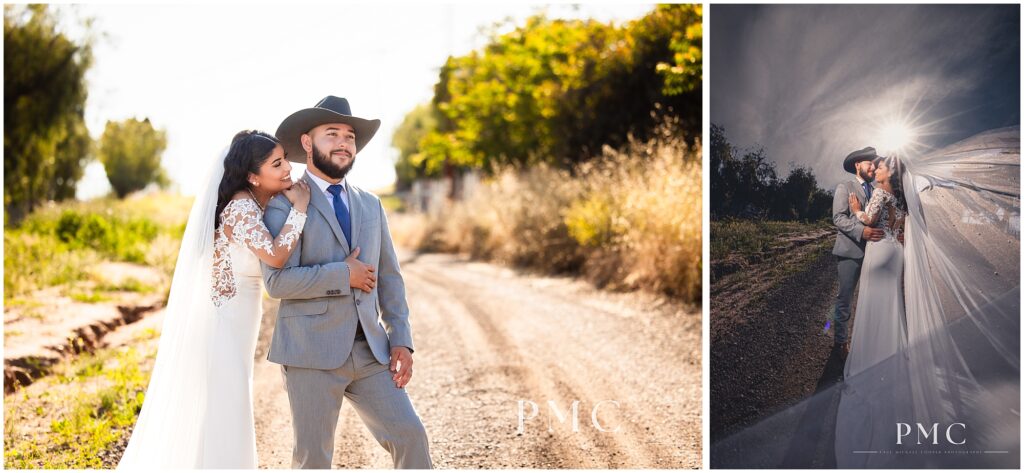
[222,199,307,267]
[855,191,885,226]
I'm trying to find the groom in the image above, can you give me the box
[831,147,885,357]
[260,96,431,469]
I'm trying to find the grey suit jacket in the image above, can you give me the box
[261,172,414,369]
[832,179,868,259]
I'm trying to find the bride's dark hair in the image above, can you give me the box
[214,130,281,229]
[874,155,907,211]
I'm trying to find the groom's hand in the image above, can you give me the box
[346,247,377,292]
[862,227,884,242]
[390,346,413,388]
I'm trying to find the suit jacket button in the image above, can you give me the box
[356,299,362,305]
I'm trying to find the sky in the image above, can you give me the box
[710,4,1020,190]
[67,3,655,199]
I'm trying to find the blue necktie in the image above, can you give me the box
[862,182,872,201]
[326,184,352,246]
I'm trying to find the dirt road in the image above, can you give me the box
[710,230,845,467]
[252,252,701,468]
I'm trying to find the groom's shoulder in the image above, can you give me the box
[349,184,382,206]
[267,194,292,211]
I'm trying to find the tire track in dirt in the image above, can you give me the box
[254,252,701,468]
[404,255,700,468]
[415,265,696,467]
[404,268,573,468]
[403,270,649,467]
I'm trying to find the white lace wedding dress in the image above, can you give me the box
[118,197,305,469]
[834,187,910,468]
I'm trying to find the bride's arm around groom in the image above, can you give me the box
[259,189,415,365]
[260,196,354,300]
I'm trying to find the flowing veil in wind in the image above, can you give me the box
[712,127,1019,468]
[117,151,226,468]
[897,126,1019,466]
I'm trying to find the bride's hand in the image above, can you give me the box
[848,193,862,213]
[282,180,311,213]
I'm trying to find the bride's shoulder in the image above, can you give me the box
[221,194,259,217]
[875,187,895,198]
[227,192,258,206]
[229,190,255,201]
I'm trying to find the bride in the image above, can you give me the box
[834,155,911,467]
[117,130,312,468]
[833,129,1019,468]
[845,155,908,377]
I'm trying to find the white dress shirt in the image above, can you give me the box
[306,171,350,213]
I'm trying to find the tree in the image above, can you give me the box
[98,118,168,198]
[710,124,733,218]
[397,5,703,182]
[4,4,94,224]
[778,166,820,220]
[710,123,832,221]
[653,5,702,96]
[391,103,438,189]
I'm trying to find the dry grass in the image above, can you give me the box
[391,124,702,302]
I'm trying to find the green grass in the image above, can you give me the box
[95,277,155,294]
[710,218,831,263]
[4,193,190,304]
[4,345,153,469]
[3,195,186,467]
[68,291,113,303]
[4,232,99,303]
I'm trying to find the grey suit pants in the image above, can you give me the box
[834,256,863,344]
[281,339,432,469]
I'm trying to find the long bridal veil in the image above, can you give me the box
[117,151,226,468]
[712,126,1019,468]
[900,126,1019,466]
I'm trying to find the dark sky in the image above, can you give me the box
[711,4,1020,189]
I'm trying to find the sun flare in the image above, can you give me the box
[877,121,915,155]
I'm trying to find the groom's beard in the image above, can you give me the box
[858,169,874,182]
[311,143,355,180]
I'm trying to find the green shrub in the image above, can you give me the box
[5,193,190,302]
[564,195,614,247]
[50,209,158,263]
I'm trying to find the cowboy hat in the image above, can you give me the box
[843,146,879,174]
[276,96,381,163]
